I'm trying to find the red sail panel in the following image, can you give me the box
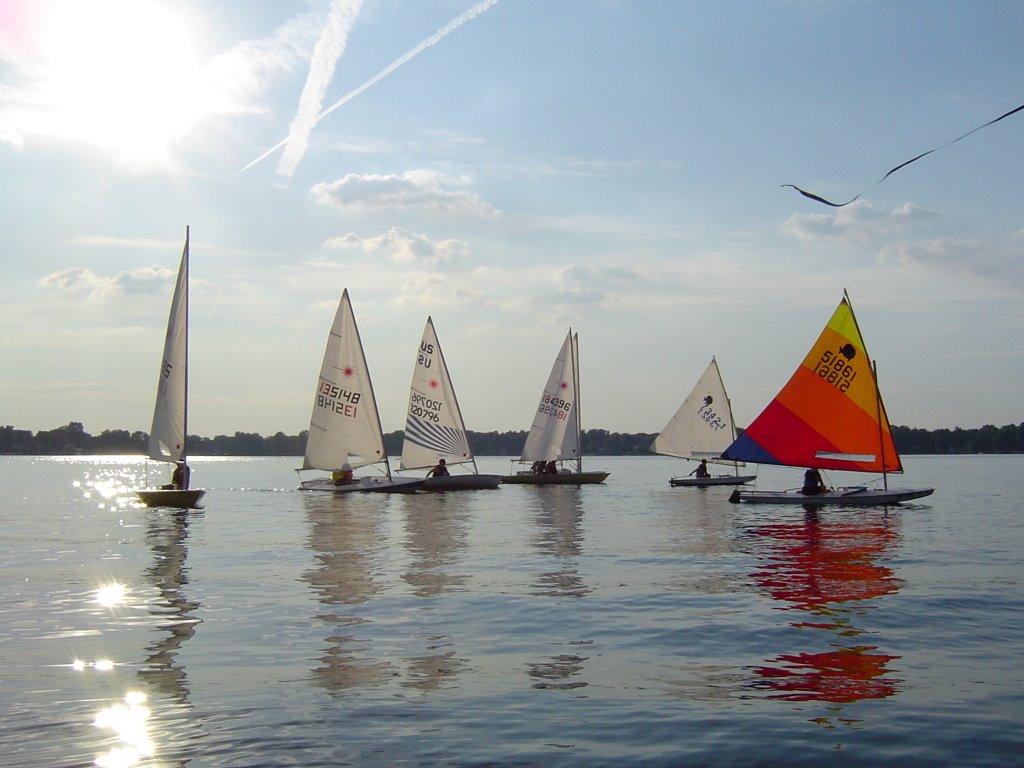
[774,367,899,472]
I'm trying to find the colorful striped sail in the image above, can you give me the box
[721,295,902,474]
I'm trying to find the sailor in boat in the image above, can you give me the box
[427,458,450,478]
[801,468,828,496]
[163,460,191,491]
[690,459,710,479]
[331,466,354,485]
[543,461,558,475]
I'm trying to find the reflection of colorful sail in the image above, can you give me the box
[723,295,901,473]
[755,646,901,703]
[751,517,902,611]
[750,510,904,704]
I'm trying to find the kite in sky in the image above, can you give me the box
[783,101,1024,207]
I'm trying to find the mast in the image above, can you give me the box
[351,294,391,480]
[572,330,582,474]
[182,225,190,463]
[873,360,889,490]
[844,288,900,485]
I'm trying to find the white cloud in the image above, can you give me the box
[879,238,1024,286]
[40,265,173,298]
[310,170,501,218]
[395,273,487,306]
[324,226,469,264]
[784,201,938,243]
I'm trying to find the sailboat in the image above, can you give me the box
[651,356,756,487]
[399,317,502,490]
[136,227,206,509]
[722,292,934,506]
[502,329,609,485]
[298,290,423,494]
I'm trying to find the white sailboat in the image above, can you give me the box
[298,290,423,494]
[400,317,502,490]
[502,329,609,485]
[651,356,756,487]
[136,227,206,509]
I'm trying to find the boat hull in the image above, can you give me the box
[136,488,206,509]
[421,474,503,491]
[728,486,935,506]
[501,471,609,485]
[670,475,756,487]
[299,476,424,494]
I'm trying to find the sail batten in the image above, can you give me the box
[722,296,902,474]
[816,451,876,462]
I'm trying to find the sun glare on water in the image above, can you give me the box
[38,0,200,166]
[95,582,127,607]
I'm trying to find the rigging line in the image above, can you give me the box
[782,100,1024,207]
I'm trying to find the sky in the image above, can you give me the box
[1,0,1022,439]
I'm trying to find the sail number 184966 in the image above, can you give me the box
[538,394,571,421]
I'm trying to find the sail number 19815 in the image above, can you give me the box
[812,350,858,392]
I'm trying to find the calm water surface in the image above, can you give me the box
[1,455,1022,767]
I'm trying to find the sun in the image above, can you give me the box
[37,0,200,166]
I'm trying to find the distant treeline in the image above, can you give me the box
[1,421,1022,457]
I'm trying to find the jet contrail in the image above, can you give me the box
[237,0,500,176]
[277,0,364,177]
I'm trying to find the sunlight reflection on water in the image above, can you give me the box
[93,691,154,768]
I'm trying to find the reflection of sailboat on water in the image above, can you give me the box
[136,227,206,509]
[528,486,589,598]
[748,509,904,704]
[651,356,755,487]
[400,492,471,598]
[397,493,470,689]
[302,494,394,692]
[525,486,591,690]
[724,292,933,506]
[139,509,201,703]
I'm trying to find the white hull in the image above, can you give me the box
[501,471,609,485]
[136,488,206,509]
[300,476,424,494]
[728,486,935,506]
[421,474,503,491]
[670,474,756,487]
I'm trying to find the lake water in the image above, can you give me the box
[2,454,1022,767]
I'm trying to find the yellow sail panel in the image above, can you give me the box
[798,308,879,421]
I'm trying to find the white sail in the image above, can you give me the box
[302,290,387,472]
[651,357,743,465]
[400,317,474,471]
[147,230,190,463]
[521,330,580,463]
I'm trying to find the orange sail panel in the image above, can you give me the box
[722,297,902,473]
